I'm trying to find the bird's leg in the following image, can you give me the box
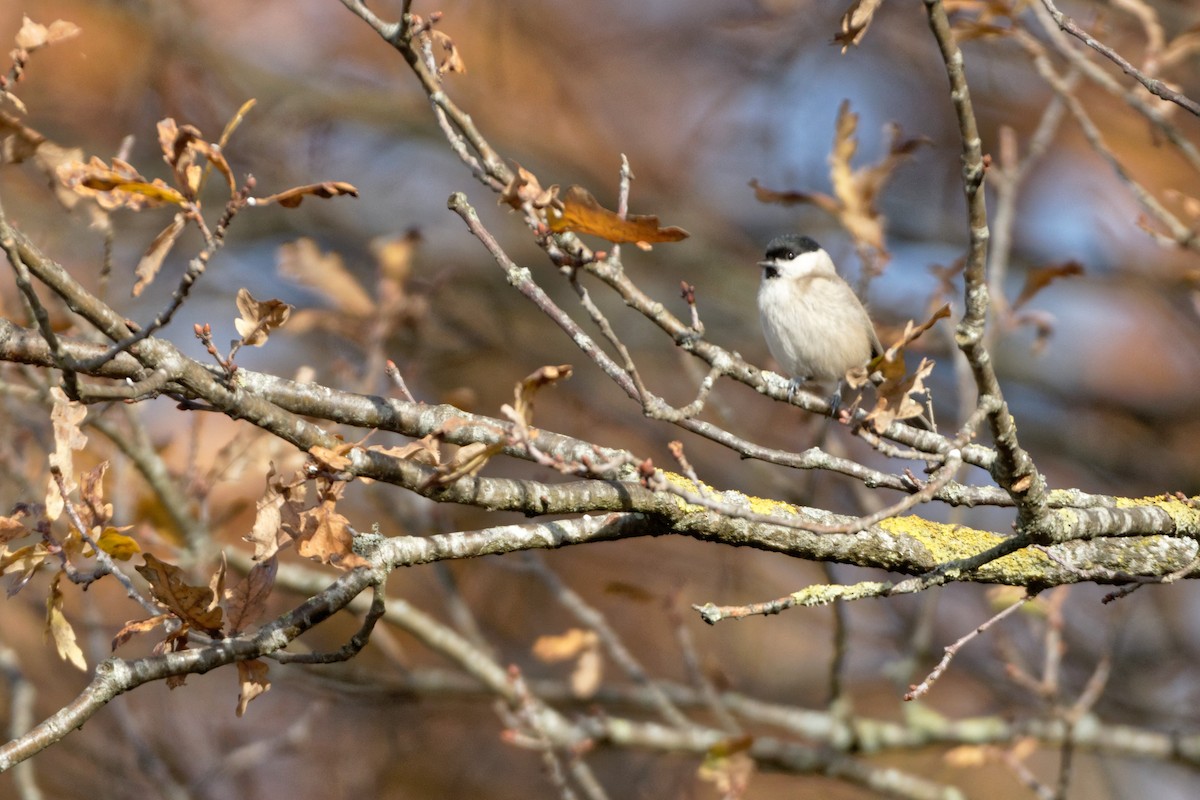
[827,388,843,418]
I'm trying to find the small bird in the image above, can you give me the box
[756,233,881,410]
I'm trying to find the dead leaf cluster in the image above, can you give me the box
[752,100,928,268]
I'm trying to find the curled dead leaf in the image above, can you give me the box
[430,30,466,75]
[134,213,186,297]
[309,444,354,473]
[514,364,572,425]
[293,495,369,569]
[500,163,558,211]
[866,357,934,433]
[225,556,277,636]
[251,181,359,208]
[834,0,884,52]
[234,288,292,347]
[547,186,689,249]
[422,442,501,489]
[236,658,271,717]
[111,613,172,652]
[135,554,224,636]
[46,387,87,521]
[45,572,87,671]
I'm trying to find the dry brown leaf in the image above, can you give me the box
[547,185,689,249]
[880,304,952,364]
[0,110,45,164]
[1011,261,1084,312]
[111,613,172,652]
[430,30,466,75]
[0,513,33,545]
[78,461,112,532]
[234,288,292,347]
[208,553,227,616]
[15,16,81,51]
[155,118,236,198]
[251,181,359,208]
[225,555,277,636]
[835,0,885,51]
[236,658,271,717]
[133,213,186,297]
[277,238,376,317]
[135,554,225,636]
[245,470,290,561]
[499,162,558,210]
[867,357,934,433]
[1,543,54,597]
[309,444,354,473]
[748,178,840,215]
[755,101,926,259]
[293,491,368,569]
[46,387,86,521]
[513,364,573,425]
[423,442,501,489]
[45,572,87,671]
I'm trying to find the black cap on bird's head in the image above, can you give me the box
[761,234,822,265]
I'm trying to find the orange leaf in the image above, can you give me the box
[547,186,688,248]
[251,181,359,208]
[135,554,224,635]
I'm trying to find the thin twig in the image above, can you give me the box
[1039,0,1200,117]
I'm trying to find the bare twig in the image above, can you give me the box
[1038,0,1200,117]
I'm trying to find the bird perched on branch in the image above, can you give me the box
[757,233,910,423]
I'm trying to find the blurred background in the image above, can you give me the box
[1,0,1199,797]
